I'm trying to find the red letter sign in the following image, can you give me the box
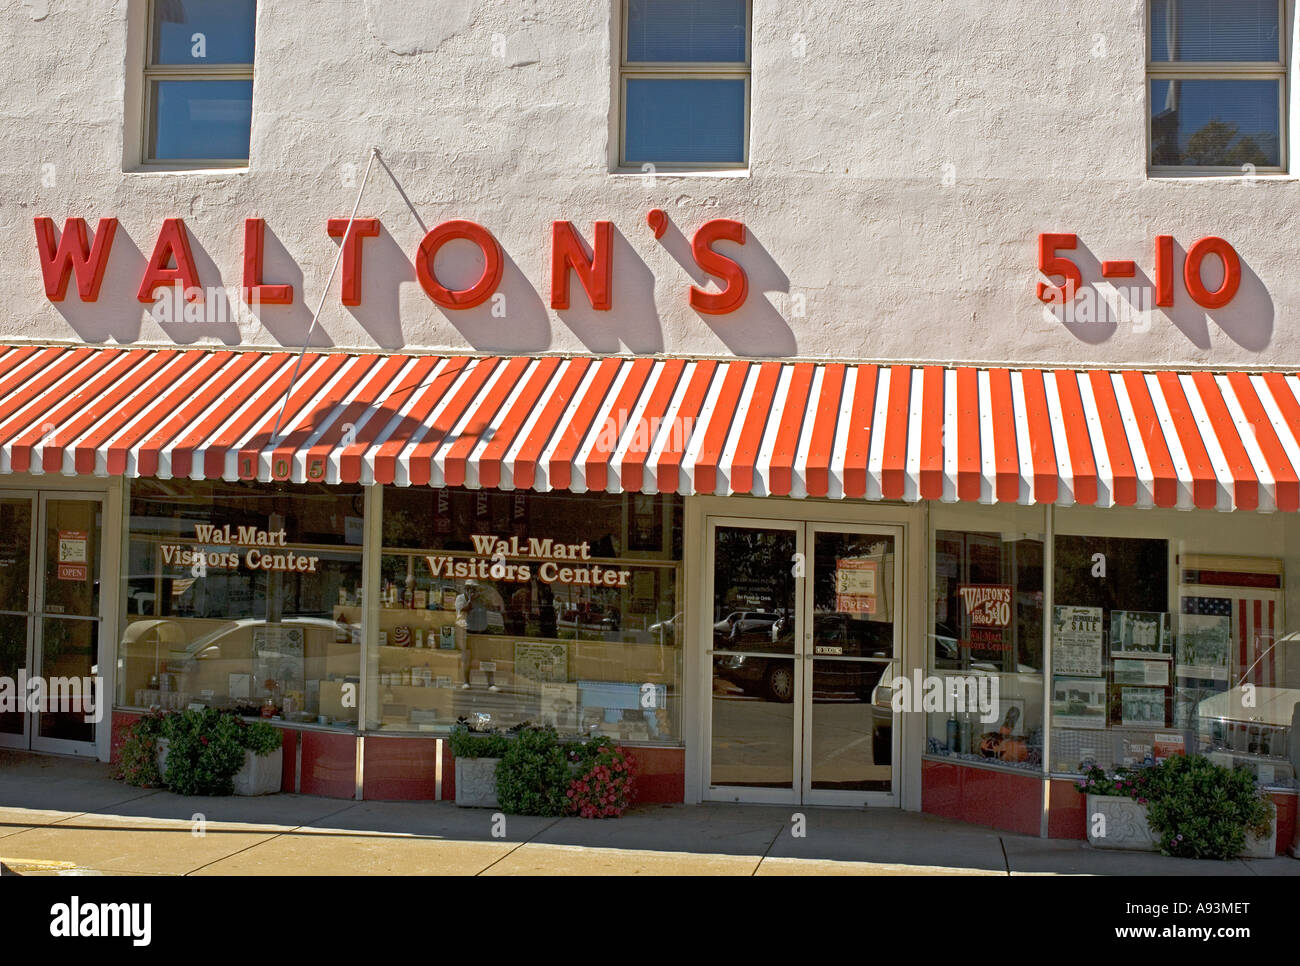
[1183,236,1241,309]
[1036,233,1080,304]
[242,218,293,305]
[327,217,381,306]
[551,220,613,310]
[416,220,503,309]
[137,218,201,303]
[34,217,118,302]
[689,219,748,315]
[1154,234,1175,307]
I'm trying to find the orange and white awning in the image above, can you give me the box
[1,345,1299,512]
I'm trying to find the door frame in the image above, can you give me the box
[701,515,805,805]
[801,520,903,807]
[0,488,38,752]
[685,495,926,810]
[29,490,108,757]
[0,476,122,762]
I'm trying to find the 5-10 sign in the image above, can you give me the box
[1037,232,1240,309]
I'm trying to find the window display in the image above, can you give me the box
[1050,512,1299,789]
[1050,533,1170,773]
[373,487,682,742]
[118,480,364,728]
[928,506,1045,772]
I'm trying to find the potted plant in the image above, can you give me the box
[487,726,638,818]
[1077,757,1276,859]
[118,708,282,797]
[450,725,511,808]
[1141,755,1275,860]
[233,717,285,796]
[1078,765,1156,851]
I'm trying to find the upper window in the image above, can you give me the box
[1148,0,1286,173]
[143,0,256,165]
[619,0,750,170]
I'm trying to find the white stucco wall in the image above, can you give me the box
[2,0,1298,367]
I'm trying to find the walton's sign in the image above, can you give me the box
[33,212,751,318]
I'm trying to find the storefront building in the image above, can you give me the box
[1,1,1298,848]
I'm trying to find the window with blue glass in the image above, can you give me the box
[621,0,750,168]
[144,0,256,164]
[1148,0,1286,172]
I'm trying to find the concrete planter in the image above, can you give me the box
[1086,794,1277,857]
[1086,794,1156,851]
[455,757,502,808]
[1242,818,1277,859]
[155,738,283,796]
[233,746,283,796]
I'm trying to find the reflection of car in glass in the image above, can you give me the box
[713,612,891,703]
[771,613,894,658]
[713,652,797,701]
[713,611,780,641]
[649,613,681,644]
[1194,684,1299,786]
[143,617,358,660]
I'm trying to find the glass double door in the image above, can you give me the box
[0,493,105,756]
[707,518,900,805]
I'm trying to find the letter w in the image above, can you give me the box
[35,217,119,301]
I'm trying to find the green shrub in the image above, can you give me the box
[449,724,510,759]
[113,709,167,787]
[115,708,283,796]
[161,708,248,796]
[495,726,572,816]
[1141,755,1274,860]
[240,718,283,757]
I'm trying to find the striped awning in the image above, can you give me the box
[1,345,1299,512]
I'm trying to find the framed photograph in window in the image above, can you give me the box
[1110,611,1173,660]
[1121,686,1167,728]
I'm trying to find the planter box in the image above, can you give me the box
[156,739,283,796]
[1086,794,1156,851]
[233,746,283,796]
[455,757,501,808]
[1243,820,1277,859]
[1086,794,1277,857]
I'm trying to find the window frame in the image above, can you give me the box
[141,0,255,168]
[1146,0,1289,176]
[617,0,752,172]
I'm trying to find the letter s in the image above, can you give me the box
[689,219,748,314]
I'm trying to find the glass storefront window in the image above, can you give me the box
[1051,507,1300,790]
[928,506,1045,772]
[373,487,682,742]
[118,480,364,728]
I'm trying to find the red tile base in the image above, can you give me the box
[1047,778,1087,839]
[626,747,685,804]
[921,758,1042,836]
[363,736,440,800]
[1273,792,1297,856]
[297,729,356,799]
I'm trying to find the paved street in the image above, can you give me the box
[0,751,1296,876]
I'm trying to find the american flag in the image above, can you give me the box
[1182,594,1276,686]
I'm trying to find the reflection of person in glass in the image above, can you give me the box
[505,583,530,636]
[455,580,488,633]
[456,580,492,690]
[538,581,557,638]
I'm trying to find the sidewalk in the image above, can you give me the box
[1,751,1295,876]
